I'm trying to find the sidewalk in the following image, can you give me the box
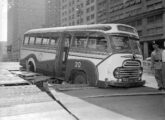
[143,72,157,89]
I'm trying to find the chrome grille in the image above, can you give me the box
[123,60,140,67]
[119,68,140,78]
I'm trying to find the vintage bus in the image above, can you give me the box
[20,24,145,87]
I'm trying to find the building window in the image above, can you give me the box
[137,30,142,36]
[91,6,94,11]
[147,14,163,24]
[72,21,75,25]
[86,8,90,13]
[72,14,74,19]
[91,0,95,3]
[137,19,142,26]
[80,18,83,23]
[81,3,83,7]
[72,0,74,4]
[87,16,90,21]
[86,0,90,5]
[77,20,80,24]
[147,27,163,35]
[91,14,95,19]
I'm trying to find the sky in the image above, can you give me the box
[0,0,7,42]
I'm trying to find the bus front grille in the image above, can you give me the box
[119,68,140,78]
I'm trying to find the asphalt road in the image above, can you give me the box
[52,86,165,120]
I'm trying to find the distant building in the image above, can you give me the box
[60,0,97,26]
[0,41,8,61]
[107,0,165,58]
[45,0,61,27]
[96,0,108,23]
[7,0,46,61]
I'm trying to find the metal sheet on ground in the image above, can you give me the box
[0,85,41,97]
[0,85,75,120]
[0,70,29,85]
[50,87,165,120]
[0,85,52,107]
[0,101,75,120]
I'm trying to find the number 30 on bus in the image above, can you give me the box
[20,24,145,88]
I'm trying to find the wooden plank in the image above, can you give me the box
[0,69,29,85]
[0,76,29,85]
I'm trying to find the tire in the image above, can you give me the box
[73,71,88,84]
[97,80,108,88]
[29,62,35,72]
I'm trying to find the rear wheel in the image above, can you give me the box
[73,71,88,84]
[29,62,35,72]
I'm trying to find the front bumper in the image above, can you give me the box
[97,80,145,88]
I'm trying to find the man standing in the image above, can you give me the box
[161,47,165,90]
[151,42,164,90]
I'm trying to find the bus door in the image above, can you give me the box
[54,32,71,78]
[62,33,71,68]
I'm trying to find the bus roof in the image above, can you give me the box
[25,24,138,37]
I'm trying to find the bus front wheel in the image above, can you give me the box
[73,71,88,84]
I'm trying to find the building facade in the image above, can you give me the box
[0,41,8,61]
[61,0,97,26]
[107,0,165,58]
[96,0,108,23]
[45,0,61,27]
[7,0,46,61]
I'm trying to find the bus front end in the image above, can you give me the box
[97,34,145,87]
[110,56,145,87]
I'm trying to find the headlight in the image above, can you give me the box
[113,68,120,79]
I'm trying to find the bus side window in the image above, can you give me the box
[87,38,96,49]
[64,38,71,47]
[29,37,35,45]
[96,38,107,51]
[87,33,107,52]
[24,36,29,45]
[36,37,42,45]
[50,37,59,47]
[42,38,49,45]
[71,35,87,49]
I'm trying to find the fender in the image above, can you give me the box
[65,59,98,86]
[21,54,38,71]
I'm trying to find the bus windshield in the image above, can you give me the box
[109,35,141,54]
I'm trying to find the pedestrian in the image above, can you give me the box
[151,42,164,91]
[161,46,165,90]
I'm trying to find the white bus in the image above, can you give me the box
[20,24,145,87]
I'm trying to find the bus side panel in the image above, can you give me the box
[65,59,98,86]
[36,60,55,76]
